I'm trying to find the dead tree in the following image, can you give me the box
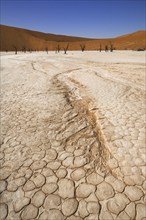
[28,48,32,53]
[22,46,26,53]
[109,41,114,52]
[46,47,48,54]
[64,44,69,54]
[105,45,108,52]
[80,44,85,52]
[99,43,102,52]
[13,45,17,54]
[56,44,61,53]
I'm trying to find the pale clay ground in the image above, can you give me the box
[0,51,146,220]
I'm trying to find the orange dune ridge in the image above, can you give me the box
[0,24,145,51]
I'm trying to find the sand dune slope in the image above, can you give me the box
[0,24,145,51]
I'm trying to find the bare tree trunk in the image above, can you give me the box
[13,45,17,54]
[28,48,32,53]
[46,47,48,54]
[105,45,108,52]
[64,44,69,54]
[109,41,114,52]
[56,45,61,53]
[99,43,102,52]
[22,46,26,53]
[80,44,85,52]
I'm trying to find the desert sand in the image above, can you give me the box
[0,50,145,219]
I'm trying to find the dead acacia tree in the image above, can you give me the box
[46,47,48,54]
[80,44,85,52]
[13,45,17,54]
[109,41,114,52]
[99,43,102,52]
[28,48,32,53]
[64,44,69,54]
[105,45,108,52]
[56,44,61,53]
[22,46,26,53]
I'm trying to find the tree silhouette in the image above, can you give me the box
[105,45,108,52]
[109,41,114,52]
[64,44,69,54]
[56,44,61,53]
[28,48,32,53]
[46,47,48,54]
[80,44,85,52]
[22,46,26,53]
[99,43,102,52]
[13,45,17,54]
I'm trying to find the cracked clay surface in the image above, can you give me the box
[0,51,146,220]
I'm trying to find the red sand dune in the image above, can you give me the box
[0,24,145,51]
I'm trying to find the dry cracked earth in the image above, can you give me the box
[0,51,146,220]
